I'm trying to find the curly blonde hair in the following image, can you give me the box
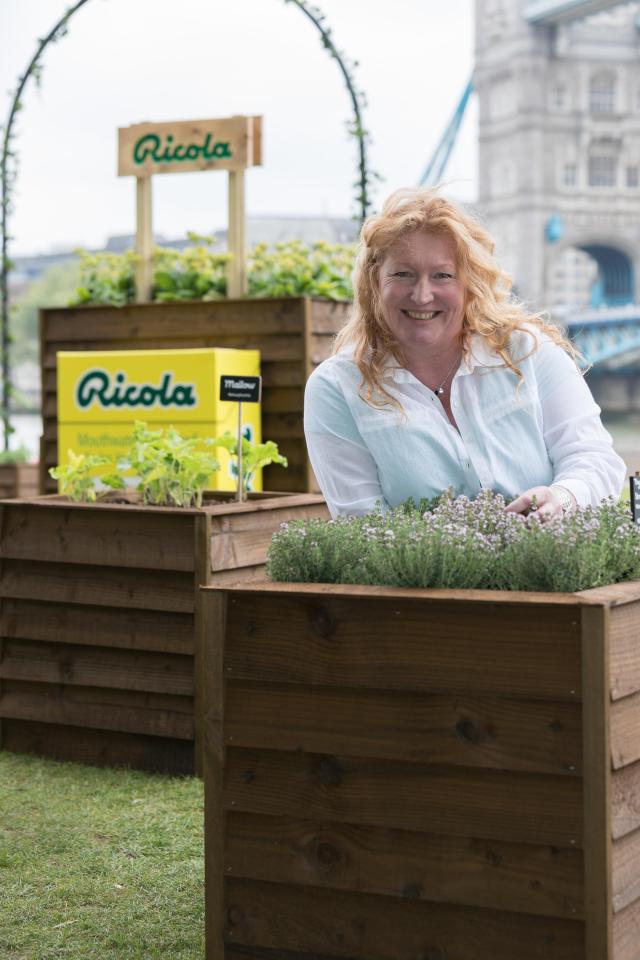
[333,187,577,407]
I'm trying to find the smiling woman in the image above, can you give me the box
[304,186,626,519]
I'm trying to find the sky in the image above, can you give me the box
[1,0,477,256]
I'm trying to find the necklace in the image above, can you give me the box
[434,352,461,396]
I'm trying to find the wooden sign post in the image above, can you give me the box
[219,374,262,501]
[118,115,262,301]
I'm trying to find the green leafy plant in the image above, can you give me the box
[0,444,31,465]
[212,432,288,501]
[267,490,640,593]
[48,450,125,503]
[247,240,354,300]
[71,249,137,306]
[153,233,229,301]
[118,421,220,508]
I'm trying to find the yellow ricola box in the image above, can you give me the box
[56,348,262,492]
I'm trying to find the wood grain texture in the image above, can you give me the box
[1,678,193,739]
[0,464,39,499]
[0,559,195,612]
[223,746,583,847]
[209,503,329,572]
[225,681,582,775]
[610,601,640,701]
[612,761,640,840]
[613,827,640,914]
[613,895,640,960]
[611,690,640,770]
[225,811,584,920]
[2,718,194,774]
[580,605,612,960]
[0,503,195,571]
[223,877,584,960]
[1,598,194,654]
[0,638,193,696]
[223,592,583,699]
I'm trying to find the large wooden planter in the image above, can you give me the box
[202,579,640,960]
[0,493,327,775]
[0,463,39,499]
[40,297,350,494]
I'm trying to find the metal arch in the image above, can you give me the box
[523,0,631,25]
[418,77,474,187]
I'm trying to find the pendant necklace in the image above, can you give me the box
[434,352,461,397]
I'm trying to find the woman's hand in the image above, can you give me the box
[506,485,576,522]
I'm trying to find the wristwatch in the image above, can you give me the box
[550,485,575,516]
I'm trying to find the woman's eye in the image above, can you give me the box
[393,271,411,278]
[434,272,455,280]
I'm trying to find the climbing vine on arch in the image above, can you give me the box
[0,0,374,449]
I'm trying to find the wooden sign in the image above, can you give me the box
[117,116,262,177]
[219,375,262,403]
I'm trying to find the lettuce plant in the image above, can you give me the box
[267,490,640,593]
[49,451,125,503]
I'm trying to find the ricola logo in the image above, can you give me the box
[133,132,232,165]
[76,370,197,409]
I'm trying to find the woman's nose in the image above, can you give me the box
[412,276,435,304]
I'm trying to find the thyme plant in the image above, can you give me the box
[267,490,640,593]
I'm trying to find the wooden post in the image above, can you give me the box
[227,169,246,298]
[194,512,213,777]
[135,176,153,303]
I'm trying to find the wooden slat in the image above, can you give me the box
[223,593,583,699]
[203,589,228,960]
[611,690,640,770]
[580,605,612,960]
[613,827,640,914]
[309,298,350,335]
[1,598,194,654]
[611,760,640,840]
[0,502,195,571]
[223,747,583,847]
[225,811,584,920]
[209,503,329,573]
[223,877,584,960]
[613,895,640,960]
[1,559,194,612]
[262,412,305,439]
[2,718,194,774]
[194,513,213,777]
[610,601,640,701]
[225,681,582,775]
[0,638,193,696]
[1,678,193,739]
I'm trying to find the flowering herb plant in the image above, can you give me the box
[266,489,640,593]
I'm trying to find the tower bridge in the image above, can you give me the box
[424,0,640,385]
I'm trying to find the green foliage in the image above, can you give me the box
[0,444,30,464]
[119,421,220,508]
[267,490,640,593]
[70,239,355,306]
[71,249,137,306]
[212,432,287,500]
[0,752,203,960]
[248,240,354,300]
[48,450,124,503]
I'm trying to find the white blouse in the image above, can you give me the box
[304,329,626,518]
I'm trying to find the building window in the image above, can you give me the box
[563,163,578,187]
[551,85,566,111]
[589,72,616,114]
[588,155,616,187]
[627,166,639,188]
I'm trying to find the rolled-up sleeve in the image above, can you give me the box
[304,364,389,518]
[535,341,627,506]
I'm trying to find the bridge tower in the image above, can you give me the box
[474,0,640,312]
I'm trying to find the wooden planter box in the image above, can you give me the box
[40,297,350,495]
[202,579,640,960]
[0,463,39,499]
[0,493,328,775]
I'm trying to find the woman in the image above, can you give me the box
[304,188,626,519]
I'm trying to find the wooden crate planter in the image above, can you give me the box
[0,463,39,499]
[40,297,350,495]
[202,579,640,960]
[0,493,328,775]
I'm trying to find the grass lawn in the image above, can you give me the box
[0,751,204,959]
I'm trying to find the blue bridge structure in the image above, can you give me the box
[561,305,640,368]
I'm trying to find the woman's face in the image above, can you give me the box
[378,230,465,357]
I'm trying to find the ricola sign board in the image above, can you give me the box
[117,116,261,178]
[56,348,262,491]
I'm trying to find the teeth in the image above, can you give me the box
[405,310,438,320]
